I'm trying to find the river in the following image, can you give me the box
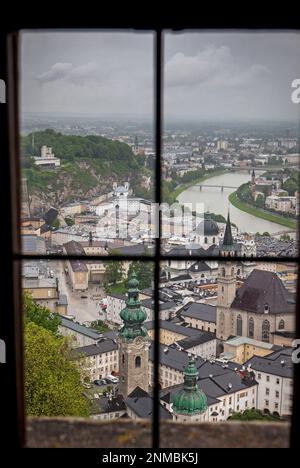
[177,171,294,235]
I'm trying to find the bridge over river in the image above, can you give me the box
[194,184,238,191]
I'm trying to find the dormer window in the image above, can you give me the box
[264,303,269,314]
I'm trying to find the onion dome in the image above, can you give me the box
[171,355,208,415]
[119,272,148,341]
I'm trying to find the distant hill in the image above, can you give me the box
[21,130,152,214]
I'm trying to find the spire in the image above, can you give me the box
[171,355,208,415]
[223,211,233,247]
[119,272,148,341]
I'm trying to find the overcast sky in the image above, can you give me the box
[21,30,300,121]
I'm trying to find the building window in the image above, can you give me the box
[262,320,270,342]
[237,314,243,336]
[278,320,285,330]
[248,318,254,339]
[135,356,141,368]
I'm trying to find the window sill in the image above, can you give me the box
[26,417,290,448]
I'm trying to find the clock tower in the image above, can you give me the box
[216,212,237,341]
[118,272,150,397]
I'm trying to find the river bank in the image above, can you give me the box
[229,191,297,230]
[177,171,292,234]
[171,169,228,204]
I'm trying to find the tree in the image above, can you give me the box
[65,217,75,226]
[24,293,61,335]
[255,194,265,209]
[51,218,60,229]
[283,178,298,196]
[104,260,124,287]
[25,322,90,417]
[128,261,154,290]
[229,409,281,422]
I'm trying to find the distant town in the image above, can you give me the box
[21,115,298,423]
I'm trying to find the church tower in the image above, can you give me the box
[171,355,208,423]
[216,212,236,341]
[118,272,150,397]
[133,136,139,155]
[251,168,256,195]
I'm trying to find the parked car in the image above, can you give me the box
[106,375,119,384]
[83,383,92,389]
[93,379,108,386]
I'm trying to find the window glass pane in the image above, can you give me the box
[159,259,296,443]
[20,31,155,257]
[23,258,154,446]
[162,31,300,258]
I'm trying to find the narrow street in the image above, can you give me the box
[48,260,106,324]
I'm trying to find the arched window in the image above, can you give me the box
[213,237,215,244]
[135,356,141,368]
[221,267,225,277]
[237,268,241,276]
[237,314,243,336]
[262,320,270,342]
[204,237,208,244]
[248,317,254,339]
[231,267,235,276]
[122,353,125,364]
[278,320,285,330]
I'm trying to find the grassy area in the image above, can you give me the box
[90,320,111,333]
[106,282,127,295]
[171,169,228,204]
[229,191,298,230]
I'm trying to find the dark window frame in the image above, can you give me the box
[0,18,299,450]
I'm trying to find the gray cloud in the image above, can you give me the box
[36,61,106,86]
[21,31,300,121]
[165,45,269,88]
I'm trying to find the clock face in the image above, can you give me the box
[134,336,144,347]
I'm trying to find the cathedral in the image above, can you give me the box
[216,214,295,344]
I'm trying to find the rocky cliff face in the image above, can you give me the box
[26,161,150,215]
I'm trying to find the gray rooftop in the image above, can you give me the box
[60,316,102,340]
[125,387,171,420]
[178,302,217,324]
[73,338,118,357]
[245,348,294,379]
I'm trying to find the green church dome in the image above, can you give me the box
[128,272,140,289]
[171,355,208,415]
[119,272,149,341]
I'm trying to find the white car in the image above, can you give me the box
[106,375,119,384]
